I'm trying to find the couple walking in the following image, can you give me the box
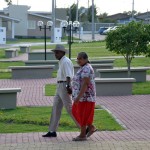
[42,44,97,141]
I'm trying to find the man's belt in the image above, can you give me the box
[57,81,66,83]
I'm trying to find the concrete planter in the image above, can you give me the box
[9,65,55,79]
[0,88,21,109]
[95,78,136,96]
[96,67,150,82]
[24,60,59,70]
[5,48,18,58]
[20,45,30,53]
[89,59,115,64]
[28,50,56,60]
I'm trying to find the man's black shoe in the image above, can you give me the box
[42,132,57,137]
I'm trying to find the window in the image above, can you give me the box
[28,20,36,29]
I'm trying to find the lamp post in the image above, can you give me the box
[37,21,53,60]
[61,20,80,59]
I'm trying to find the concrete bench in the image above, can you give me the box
[28,49,56,60]
[95,78,136,96]
[9,65,55,79]
[89,59,115,64]
[74,63,113,77]
[24,60,59,70]
[20,45,30,53]
[0,88,21,109]
[96,67,150,82]
[5,48,19,58]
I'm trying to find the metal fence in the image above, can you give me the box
[80,22,116,32]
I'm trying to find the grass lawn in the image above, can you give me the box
[6,36,80,44]
[30,41,118,58]
[0,48,6,59]
[114,57,150,67]
[0,40,150,75]
[114,57,150,75]
[0,62,25,79]
[6,38,50,44]
[45,84,56,96]
[133,81,150,95]
[0,72,11,79]
[0,107,123,133]
[0,62,25,69]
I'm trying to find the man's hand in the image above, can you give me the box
[66,85,72,94]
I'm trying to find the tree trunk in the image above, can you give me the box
[126,54,131,78]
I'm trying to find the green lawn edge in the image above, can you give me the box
[0,106,123,133]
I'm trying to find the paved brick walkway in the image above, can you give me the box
[0,78,150,149]
[9,53,28,61]
[0,131,150,150]
[0,78,57,106]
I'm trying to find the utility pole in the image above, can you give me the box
[51,0,55,43]
[131,0,134,20]
[87,0,89,18]
[92,0,95,40]
[76,0,79,21]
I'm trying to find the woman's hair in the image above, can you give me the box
[78,52,90,63]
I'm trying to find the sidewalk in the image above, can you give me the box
[0,78,150,149]
[0,42,67,49]
[0,131,150,150]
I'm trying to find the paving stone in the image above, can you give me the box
[0,78,150,149]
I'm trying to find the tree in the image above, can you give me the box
[78,7,88,22]
[4,0,12,5]
[67,3,77,22]
[87,5,97,22]
[106,21,150,77]
[123,10,141,16]
[98,12,117,23]
[99,12,108,19]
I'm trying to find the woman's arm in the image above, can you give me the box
[74,77,90,103]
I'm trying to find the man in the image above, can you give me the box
[42,44,79,137]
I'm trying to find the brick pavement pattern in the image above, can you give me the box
[9,53,28,61]
[0,78,150,149]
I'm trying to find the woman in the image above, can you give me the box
[72,52,97,141]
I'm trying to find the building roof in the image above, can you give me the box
[105,13,130,20]
[28,12,63,22]
[0,15,20,22]
[28,11,51,15]
[136,11,150,20]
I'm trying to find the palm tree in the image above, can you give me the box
[4,0,12,5]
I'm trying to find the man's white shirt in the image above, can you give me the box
[57,56,74,81]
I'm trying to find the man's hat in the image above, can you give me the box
[52,44,68,53]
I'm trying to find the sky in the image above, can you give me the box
[0,0,149,15]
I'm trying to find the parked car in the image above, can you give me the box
[102,27,114,35]
[98,27,109,35]
[110,26,120,31]
[103,26,121,34]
